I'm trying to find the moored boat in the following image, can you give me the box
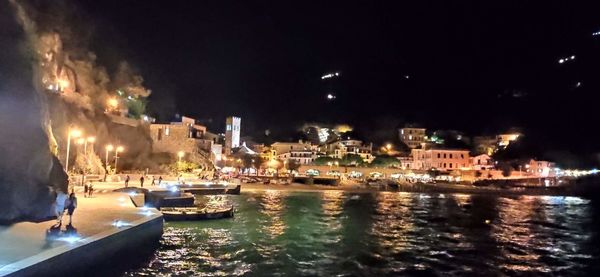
[160,206,234,221]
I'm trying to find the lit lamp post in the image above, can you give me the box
[65,128,81,172]
[105,144,114,170]
[177,151,185,172]
[85,136,96,154]
[114,146,124,174]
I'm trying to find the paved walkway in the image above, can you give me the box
[0,192,161,275]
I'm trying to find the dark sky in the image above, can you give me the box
[6,1,600,155]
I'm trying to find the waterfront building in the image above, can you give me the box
[149,116,214,166]
[471,154,494,170]
[399,127,427,149]
[225,116,241,155]
[277,150,314,165]
[411,148,471,171]
[326,139,374,163]
[270,141,315,164]
[526,159,556,177]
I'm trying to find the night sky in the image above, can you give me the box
[5,1,600,156]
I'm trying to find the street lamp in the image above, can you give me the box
[65,128,81,172]
[85,136,96,154]
[178,151,185,162]
[105,144,114,170]
[114,146,124,174]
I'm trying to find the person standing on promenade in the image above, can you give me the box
[158,176,163,186]
[65,192,77,225]
[88,182,94,198]
[140,175,145,188]
[150,176,156,186]
[55,190,68,225]
[125,175,130,187]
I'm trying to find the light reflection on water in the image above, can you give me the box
[127,192,600,276]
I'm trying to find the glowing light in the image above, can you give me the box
[106,144,114,151]
[116,146,124,152]
[326,93,336,100]
[170,186,179,192]
[107,97,119,109]
[87,137,96,143]
[69,129,82,138]
[58,79,70,90]
[178,151,185,158]
[321,72,340,79]
[55,235,81,243]
[76,138,85,145]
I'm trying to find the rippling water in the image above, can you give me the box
[125,191,600,276]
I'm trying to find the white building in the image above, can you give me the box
[225,116,241,154]
[471,154,494,170]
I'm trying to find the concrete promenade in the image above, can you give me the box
[0,191,163,276]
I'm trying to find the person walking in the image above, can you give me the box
[55,190,68,225]
[150,176,156,186]
[88,182,94,198]
[83,182,89,198]
[140,175,145,188]
[125,175,130,188]
[65,192,78,225]
[158,176,163,186]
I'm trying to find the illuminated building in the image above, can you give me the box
[399,127,426,149]
[149,116,215,165]
[497,133,520,148]
[326,139,374,163]
[225,116,241,155]
[411,148,471,171]
[471,154,494,170]
[525,159,556,177]
[270,141,315,165]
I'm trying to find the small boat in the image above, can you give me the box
[160,206,234,221]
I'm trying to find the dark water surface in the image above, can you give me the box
[125,191,600,276]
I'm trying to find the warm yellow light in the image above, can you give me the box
[58,79,69,89]
[106,144,114,151]
[178,151,185,158]
[107,97,119,108]
[69,129,81,138]
[76,138,85,144]
[116,146,124,152]
[386,143,392,150]
[87,136,96,143]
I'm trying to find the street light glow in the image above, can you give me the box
[106,144,114,151]
[116,146,124,152]
[178,151,185,158]
[69,129,82,138]
[87,137,96,143]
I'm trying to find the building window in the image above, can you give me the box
[437,153,441,158]
[449,163,453,168]
[449,154,453,159]
[443,163,447,168]
[461,154,464,158]
[226,125,232,131]
[443,153,447,158]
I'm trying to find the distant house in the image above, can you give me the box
[471,154,494,170]
[526,159,556,177]
[399,127,426,149]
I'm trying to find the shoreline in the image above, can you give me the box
[240,182,585,197]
